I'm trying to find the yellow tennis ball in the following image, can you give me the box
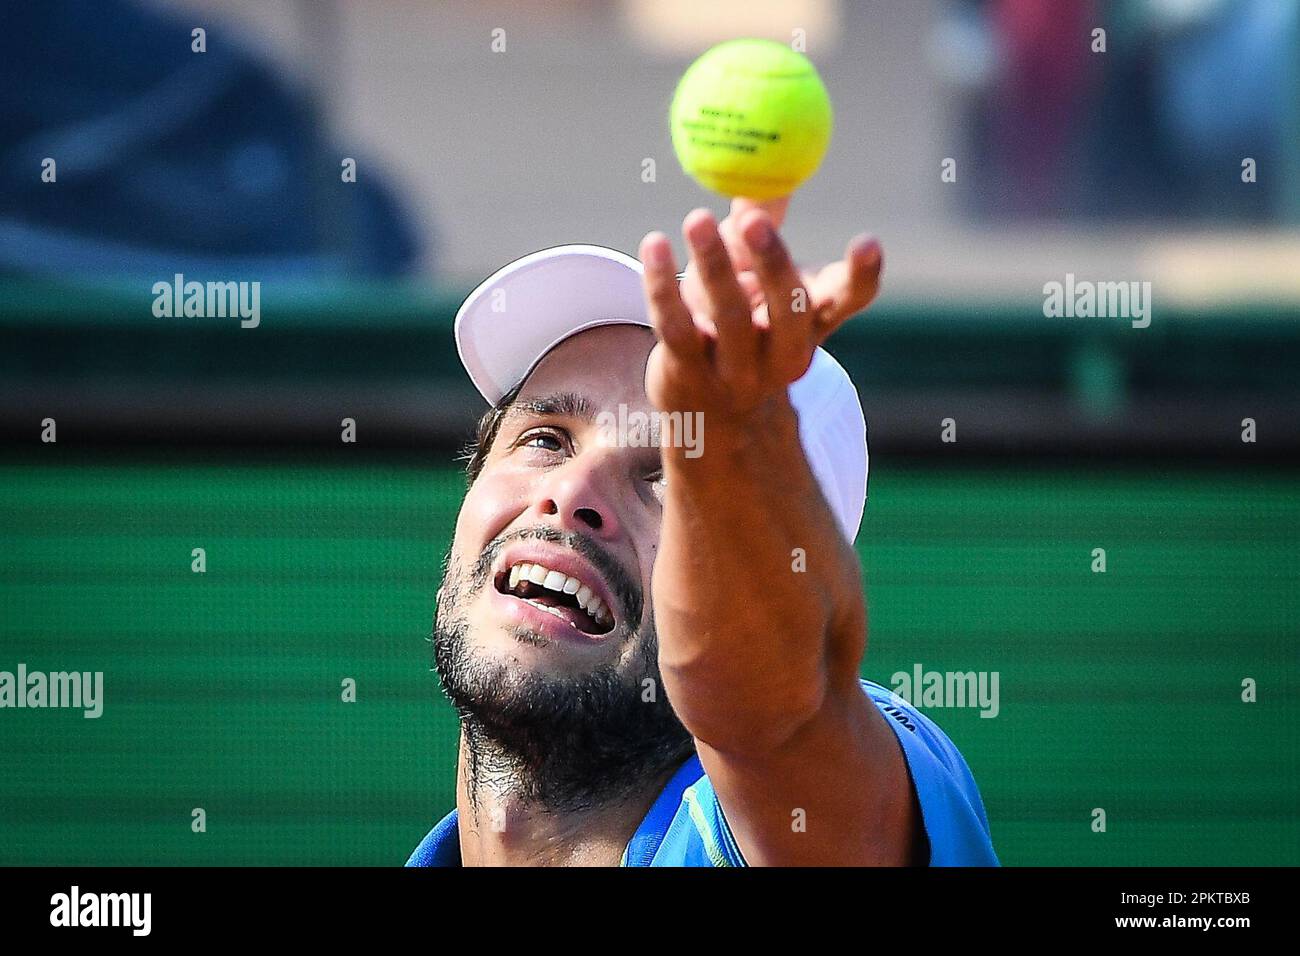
[670,38,833,200]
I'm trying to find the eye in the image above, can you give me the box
[516,427,570,457]
[524,432,561,451]
[645,468,667,499]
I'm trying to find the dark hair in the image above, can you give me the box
[461,378,526,485]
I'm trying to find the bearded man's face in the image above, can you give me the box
[432,325,694,810]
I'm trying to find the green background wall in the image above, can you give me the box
[2,454,1295,865]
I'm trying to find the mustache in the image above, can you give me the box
[468,526,644,628]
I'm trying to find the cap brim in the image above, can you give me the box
[455,244,653,404]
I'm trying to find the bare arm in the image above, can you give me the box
[640,205,919,865]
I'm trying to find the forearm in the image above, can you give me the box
[653,395,866,751]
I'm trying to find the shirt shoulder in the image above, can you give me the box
[405,808,460,866]
[637,680,997,867]
[860,679,999,865]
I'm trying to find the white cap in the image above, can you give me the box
[454,244,868,541]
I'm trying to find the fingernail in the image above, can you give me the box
[685,212,716,247]
[852,233,878,254]
[852,234,882,267]
[644,236,671,268]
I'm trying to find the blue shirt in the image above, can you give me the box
[406,679,998,866]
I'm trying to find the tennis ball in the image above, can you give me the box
[670,38,833,200]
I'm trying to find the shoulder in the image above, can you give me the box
[405,809,460,867]
[646,681,998,867]
[859,679,999,866]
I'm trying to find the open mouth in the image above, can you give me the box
[493,561,616,636]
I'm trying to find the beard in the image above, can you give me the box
[431,525,695,814]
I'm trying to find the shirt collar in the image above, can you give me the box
[406,753,704,867]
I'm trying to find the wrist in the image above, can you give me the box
[663,393,800,473]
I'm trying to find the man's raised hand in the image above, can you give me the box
[639,207,883,425]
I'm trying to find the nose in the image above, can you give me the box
[531,450,623,541]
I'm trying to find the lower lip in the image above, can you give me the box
[490,586,610,644]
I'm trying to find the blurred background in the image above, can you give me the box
[1,0,1297,865]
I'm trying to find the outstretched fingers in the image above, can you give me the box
[736,210,815,379]
[682,209,758,386]
[639,231,705,363]
[809,234,883,337]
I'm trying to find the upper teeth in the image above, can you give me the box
[506,562,612,627]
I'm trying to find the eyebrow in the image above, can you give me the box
[502,391,597,425]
